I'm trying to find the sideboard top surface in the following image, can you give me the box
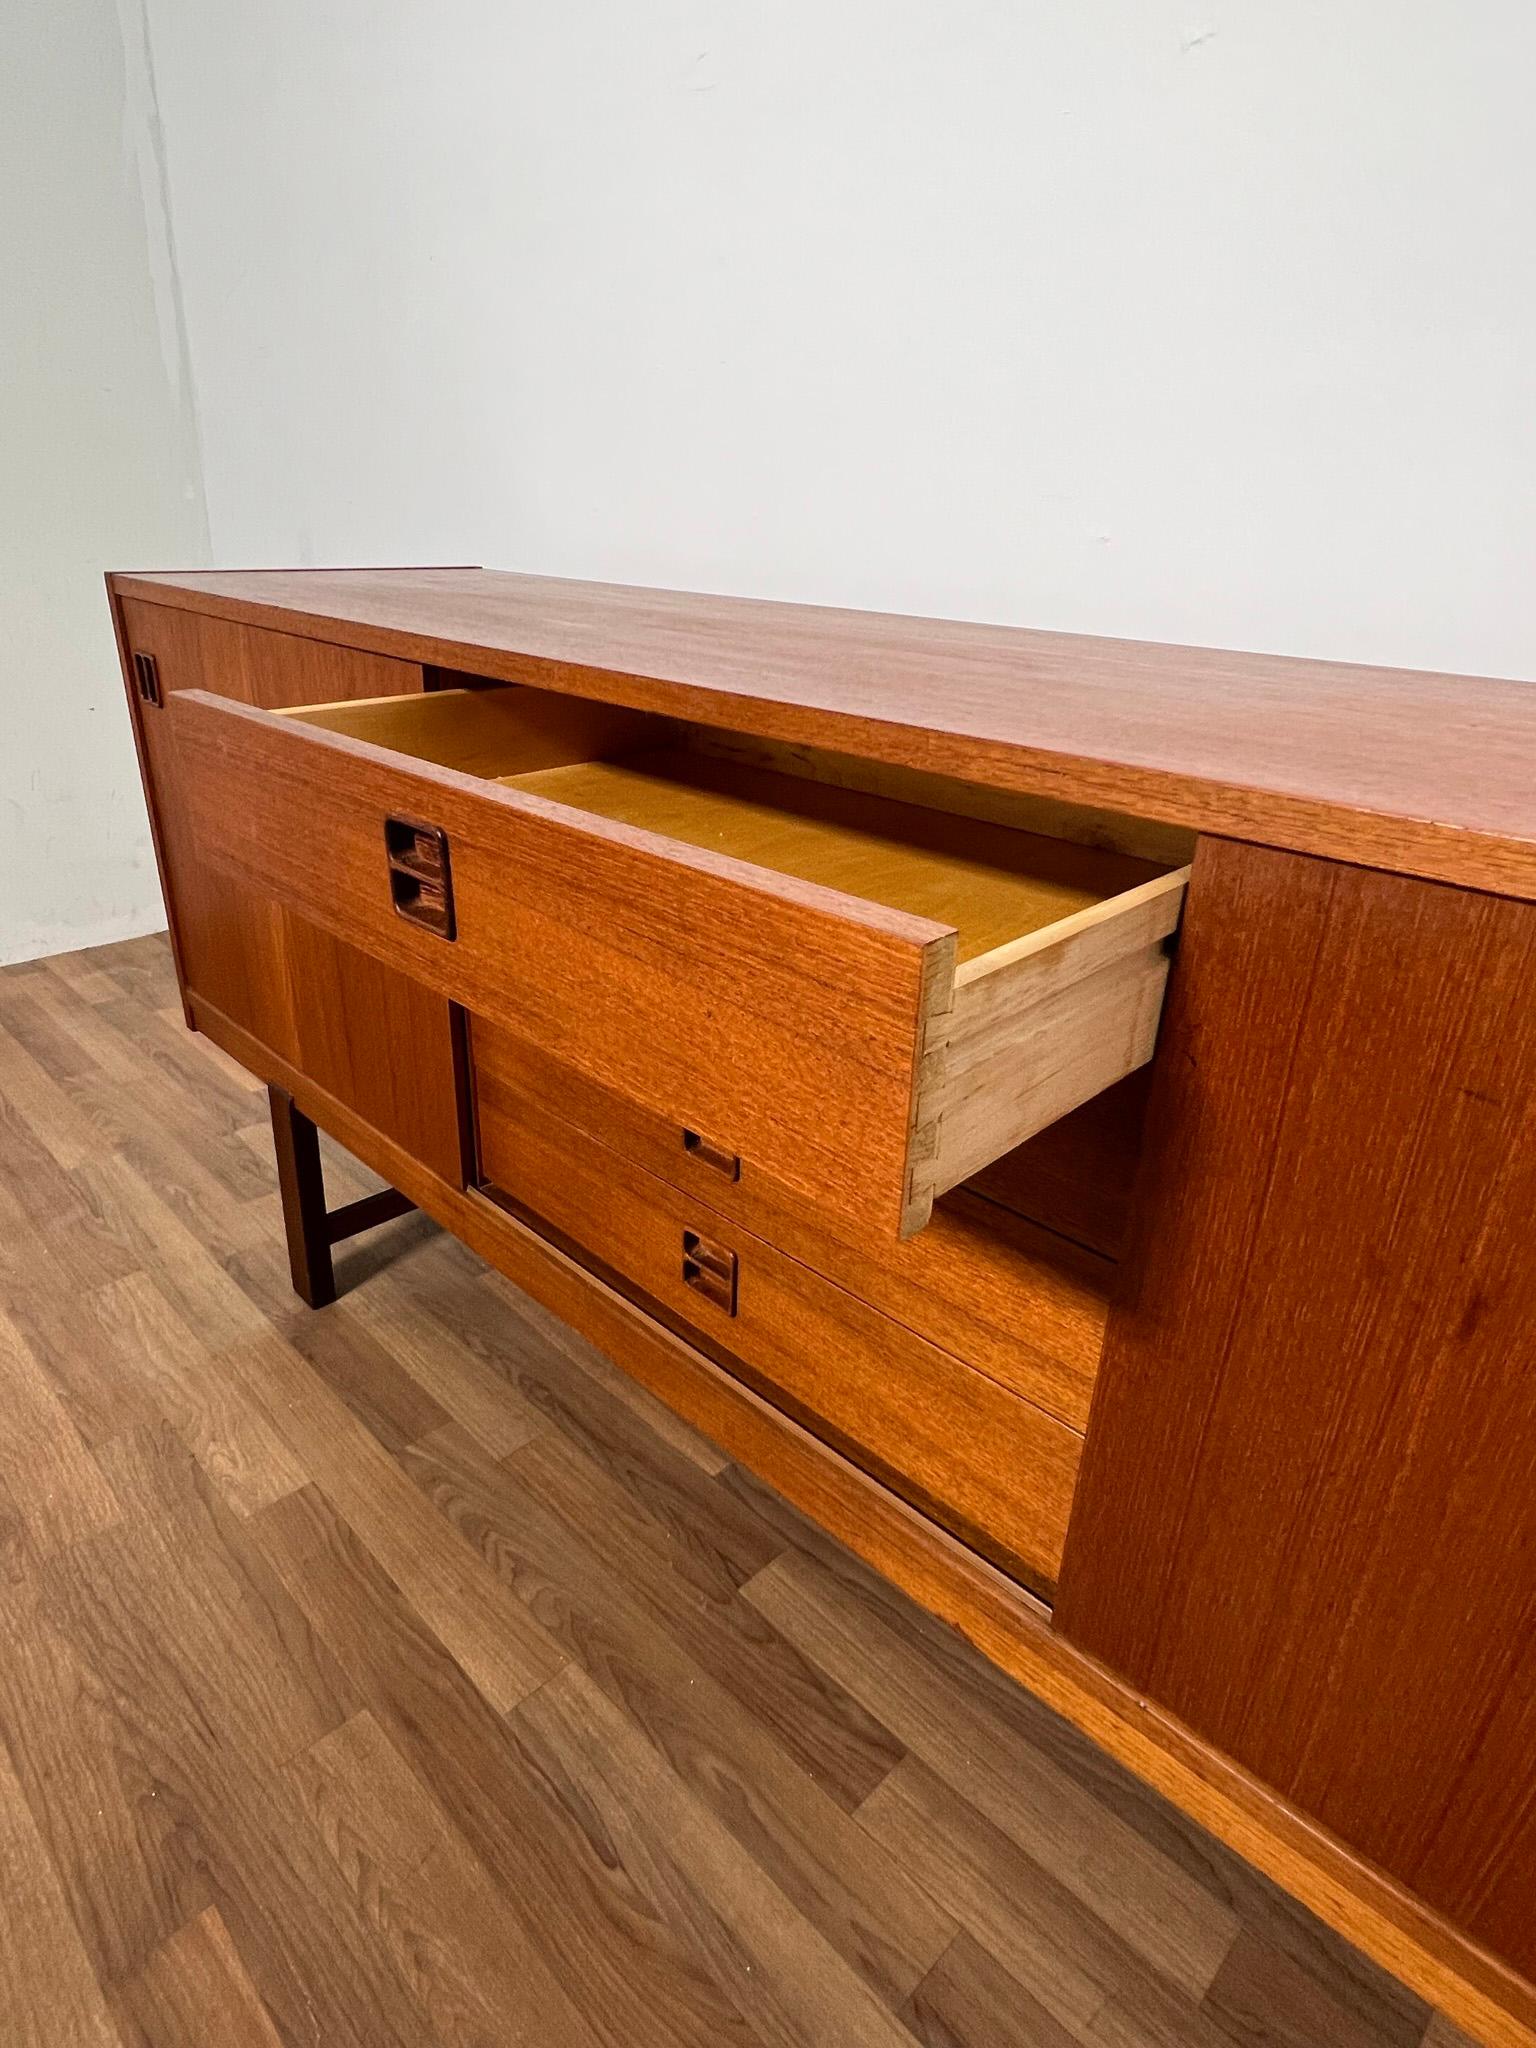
[110,566,1536,899]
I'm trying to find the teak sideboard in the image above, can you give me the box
[109,567,1536,2048]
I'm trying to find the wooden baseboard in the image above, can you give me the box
[195,994,1536,2048]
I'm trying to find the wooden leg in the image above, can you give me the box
[268,1085,417,1308]
[269,1084,336,1307]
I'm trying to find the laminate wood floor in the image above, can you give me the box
[0,933,1478,2048]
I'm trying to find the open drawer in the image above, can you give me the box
[170,678,1189,1240]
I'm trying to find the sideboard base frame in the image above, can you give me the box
[196,990,1536,2048]
[268,1082,417,1308]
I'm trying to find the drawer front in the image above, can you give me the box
[474,1063,1082,1594]
[471,1017,1110,1431]
[169,688,953,1243]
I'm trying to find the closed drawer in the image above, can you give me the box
[470,1017,1111,1432]
[170,677,1187,1243]
[475,1066,1083,1595]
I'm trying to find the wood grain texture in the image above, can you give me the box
[468,1017,1111,1431]
[171,685,954,1241]
[170,681,1181,1237]
[1424,2021,1490,2048]
[866,1757,1241,2047]
[757,1559,1243,2004]
[219,1320,564,1715]
[1056,839,1536,1988]
[197,609,420,711]
[0,1735,123,2047]
[116,597,297,1060]
[496,744,1166,965]
[678,723,1200,869]
[519,1659,926,2048]
[0,936,1516,2044]
[930,869,1185,1195]
[474,1066,1083,1594]
[108,566,1536,899]
[292,680,656,776]
[495,1423,905,1813]
[337,1271,546,1461]
[252,1487,752,2048]
[280,919,465,1186]
[405,1419,956,1999]
[1200,1929,1425,2048]
[118,1907,285,2048]
[84,1272,304,1521]
[900,1928,1080,2048]
[114,599,463,1184]
[284,1709,602,2046]
[268,1084,336,1308]
[0,1306,121,1555]
[42,1443,431,2048]
[965,1071,1153,1260]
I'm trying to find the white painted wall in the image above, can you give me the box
[5,4,1533,961]
[0,0,208,964]
[143,0,1535,678]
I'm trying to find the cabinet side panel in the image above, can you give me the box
[117,597,300,1063]
[1056,837,1536,1980]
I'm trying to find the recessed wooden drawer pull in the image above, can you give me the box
[473,1078,1080,1593]
[682,1128,741,1181]
[384,816,455,939]
[132,651,162,707]
[682,1228,738,1315]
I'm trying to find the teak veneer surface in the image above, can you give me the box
[169,682,1180,1240]
[467,1017,1111,1433]
[101,573,1536,2044]
[474,1073,1082,1595]
[497,749,1164,965]
[113,599,465,1186]
[171,686,954,1242]
[1057,837,1536,1988]
[111,566,1536,900]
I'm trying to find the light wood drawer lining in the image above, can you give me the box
[493,747,1164,966]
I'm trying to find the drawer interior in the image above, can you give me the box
[287,681,1191,964]
[491,751,1163,965]
[274,677,1191,1232]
